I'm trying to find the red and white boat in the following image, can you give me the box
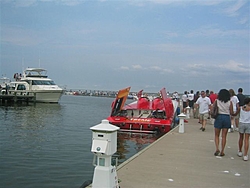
[107,87,180,134]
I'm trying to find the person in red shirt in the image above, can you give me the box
[209,91,218,123]
[209,91,218,104]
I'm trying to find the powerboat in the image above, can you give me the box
[107,87,180,134]
[8,68,63,103]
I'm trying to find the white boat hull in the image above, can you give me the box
[33,90,63,103]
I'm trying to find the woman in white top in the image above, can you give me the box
[236,97,250,161]
[213,89,234,157]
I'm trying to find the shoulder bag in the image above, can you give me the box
[211,100,219,119]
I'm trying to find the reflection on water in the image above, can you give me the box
[116,132,161,164]
[1,103,63,144]
[0,95,160,188]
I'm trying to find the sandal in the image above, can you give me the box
[220,153,225,157]
[214,150,220,156]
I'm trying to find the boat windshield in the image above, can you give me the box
[32,80,56,85]
[24,69,47,78]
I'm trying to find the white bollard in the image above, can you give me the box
[178,113,186,133]
[90,119,120,188]
[186,106,190,119]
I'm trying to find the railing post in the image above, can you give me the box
[14,91,17,103]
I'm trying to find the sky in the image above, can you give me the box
[0,0,249,94]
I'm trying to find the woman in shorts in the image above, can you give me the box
[237,97,250,161]
[214,89,234,156]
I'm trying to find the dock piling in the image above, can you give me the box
[178,113,186,133]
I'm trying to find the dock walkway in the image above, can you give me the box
[0,91,36,104]
[117,118,250,188]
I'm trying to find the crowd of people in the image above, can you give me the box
[13,73,22,81]
[173,88,249,161]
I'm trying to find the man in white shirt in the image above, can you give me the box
[182,91,188,113]
[188,90,195,116]
[195,91,212,131]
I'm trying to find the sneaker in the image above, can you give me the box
[228,128,231,133]
[243,155,248,161]
[202,128,205,132]
[237,151,243,157]
[231,125,234,129]
[235,128,239,132]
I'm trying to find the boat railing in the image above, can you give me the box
[0,90,37,103]
[8,90,35,96]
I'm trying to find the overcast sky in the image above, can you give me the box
[1,0,249,94]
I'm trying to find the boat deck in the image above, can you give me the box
[116,117,250,188]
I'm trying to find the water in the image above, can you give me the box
[0,95,160,188]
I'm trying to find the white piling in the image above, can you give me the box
[90,119,120,188]
[178,113,186,133]
[186,106,190,119]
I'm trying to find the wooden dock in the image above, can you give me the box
[115,118,249,188]
[0,90,36,104]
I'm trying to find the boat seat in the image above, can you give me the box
[139,114,150,118]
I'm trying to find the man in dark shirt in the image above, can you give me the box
[237,88,246,106]
[235,88,246,131]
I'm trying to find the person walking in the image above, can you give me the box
[193,91,200,119]
[214,89,234,157]
[188,90,195,117]
[229,89,239,132]
[235,88,246,131]
[209,91,218,104]
[237,97,250,161]
[195,91,211,131]
[209,91,218,124]
[182,91,188,113]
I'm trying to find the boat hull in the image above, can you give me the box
[33,90,63,103]
[107,110,178,133]
[107,116,175,134]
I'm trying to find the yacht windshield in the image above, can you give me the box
[32,80,56,85]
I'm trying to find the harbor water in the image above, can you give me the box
[0,95,160,188]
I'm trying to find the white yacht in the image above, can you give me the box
[9,68,63,103]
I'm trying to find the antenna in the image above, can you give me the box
[0,60,1,77]
[39,50,41,68]
[22,58,24,72]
